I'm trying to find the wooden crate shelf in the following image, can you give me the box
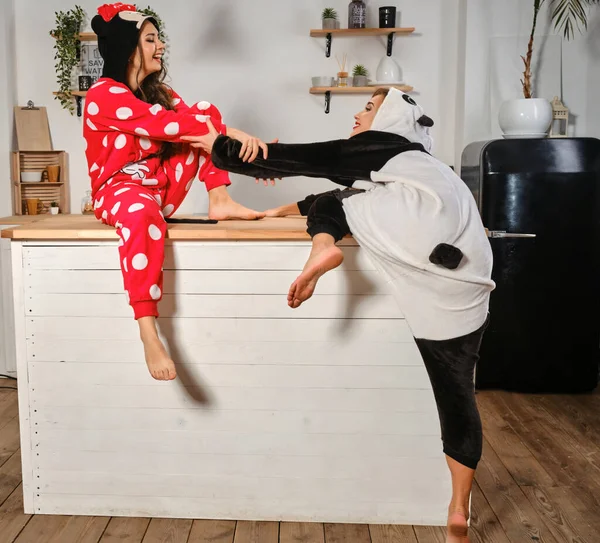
[11,151,70,216]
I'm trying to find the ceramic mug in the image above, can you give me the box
[46,165,60,183]
[26,198,39,215]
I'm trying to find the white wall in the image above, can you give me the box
[463,0,599,149]
[13,0,459,215]
[0,0,16,217]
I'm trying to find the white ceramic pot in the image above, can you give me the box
[50,207,59,215]
[498,98,553,138]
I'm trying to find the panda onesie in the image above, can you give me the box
[212,88,496,471]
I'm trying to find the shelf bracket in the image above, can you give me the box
[76,96,83,117]
[325,33,332,57]
[324,91,331,114]
[387,33,394,56]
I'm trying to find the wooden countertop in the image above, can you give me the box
[0,215,358,244]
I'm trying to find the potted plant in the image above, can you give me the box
[51,5,167,114]
[322,8,339,29]
[352,64,369,87]
[499,0,599,137]
[49,201,60,215]
[50,6,86,115]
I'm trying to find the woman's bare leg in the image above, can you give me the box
[446,455,474,543]
[138,316,176,381]
[208,186,266,220]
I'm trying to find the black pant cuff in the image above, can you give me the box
[443,445,480,470]
[307,223,344,242]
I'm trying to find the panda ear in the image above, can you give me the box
[417,115,434,127]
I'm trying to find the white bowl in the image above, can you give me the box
[312,76,335,87]
[21,171,43,183]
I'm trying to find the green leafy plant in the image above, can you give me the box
[352,64,368,77]
[51,5,169,114]
[322,7,338,19]
[522,0,599,98]
[50,5,85,114]
[50,201,59,207]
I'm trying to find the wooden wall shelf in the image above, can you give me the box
[310,85,413,94]
[310,27,415,37]
[310,85,414,114]
[78,32,97,41]
[310,27,415,57]
[52,91,88,97]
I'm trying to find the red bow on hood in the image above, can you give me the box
[97,2,138,22]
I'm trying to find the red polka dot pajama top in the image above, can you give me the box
[83,77,231,319]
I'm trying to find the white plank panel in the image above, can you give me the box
[25,269,387,295]
[0,237,17,375]
[27,338,422,366]
[33,428,442,458]
[26,293,401,319]
[10,241,35,513]
[29,362,431,389]
[33,385,435,413]
[23,243,375,271]
[34,449,444,479]
[33,494,447,525]
[31,405,439,435]
[36,468,448,502]
[26,316,412,342]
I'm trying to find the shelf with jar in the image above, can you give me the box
[314,2,413,57]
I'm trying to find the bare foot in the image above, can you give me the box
[142,334,177,381]
[447,511,470,543]
[264,203,300,217]
[208,186,265,220]
[209,200,266,221]
[264,207,288,218]
[288,242,343,308]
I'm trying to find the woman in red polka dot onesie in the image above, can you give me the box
[84,3,269,381]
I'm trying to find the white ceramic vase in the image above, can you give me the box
[498,98,553,138]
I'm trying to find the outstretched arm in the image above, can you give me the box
[211,134,424,188]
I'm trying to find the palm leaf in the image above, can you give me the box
[549,0,600,39]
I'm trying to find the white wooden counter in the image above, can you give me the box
[2,215,450,525]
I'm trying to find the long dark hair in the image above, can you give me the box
[129,23,180,162]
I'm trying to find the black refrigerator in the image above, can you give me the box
[461,137,600,393]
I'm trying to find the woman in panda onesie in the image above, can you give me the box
[185,87,495,542]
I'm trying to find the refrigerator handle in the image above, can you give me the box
[485,229,536,239]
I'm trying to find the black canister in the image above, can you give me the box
[79,75,92,91]
[379,6,397,28]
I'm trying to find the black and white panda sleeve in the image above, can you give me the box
[211,132,425,188]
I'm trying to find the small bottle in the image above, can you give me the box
[348,0,366,29]
[81,189,94,215]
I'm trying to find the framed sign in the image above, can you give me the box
[80,43,104,83]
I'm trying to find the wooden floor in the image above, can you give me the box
[0,384,599,543]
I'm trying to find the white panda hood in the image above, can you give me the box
[370,88,434,153]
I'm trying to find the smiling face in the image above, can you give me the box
[350,93,386,137]
[128,21,165,82]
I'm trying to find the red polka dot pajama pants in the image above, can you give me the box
[93,153,210,320]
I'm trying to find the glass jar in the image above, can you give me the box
[81,189,94,215]
[348,0,366,29]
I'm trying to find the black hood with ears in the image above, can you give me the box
[91,7,158,85]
